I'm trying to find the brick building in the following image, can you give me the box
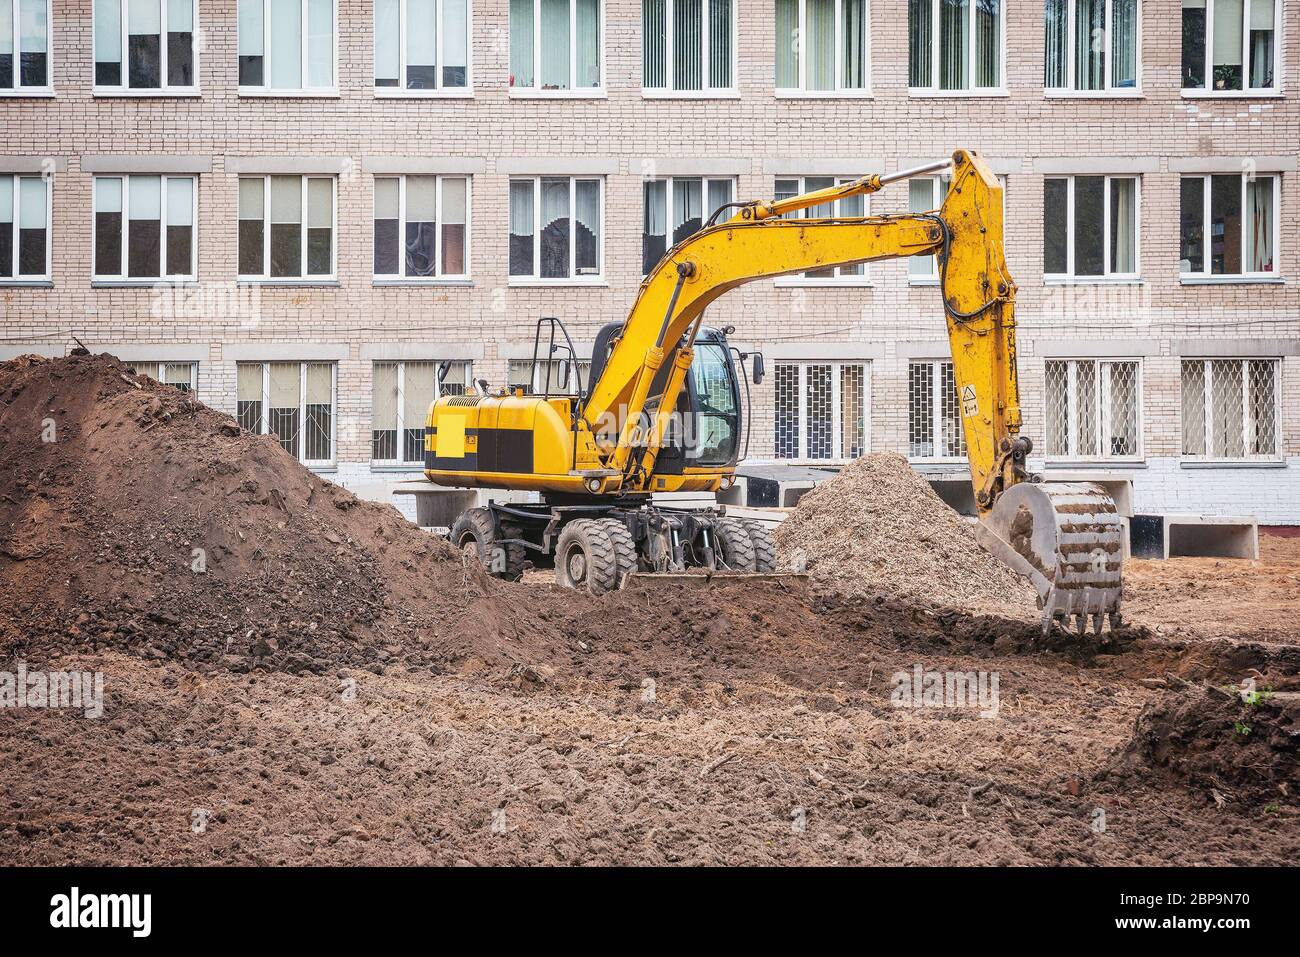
[2,0,1297,522]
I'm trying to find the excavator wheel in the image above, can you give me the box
[594,518,639,586]
[712,518,757,572]
[449,507,526,582]
[742,519,778,573]
[555,519,620,594]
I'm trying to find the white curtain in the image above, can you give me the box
[268,0,301,88]
[908,0,931,86]
[509,0,533,85]
[673,0,701,90]
[1111,0,1137,87]
[974,0,998,88]
[775,0,797,87]
[643,0,665,87]
[540,0,570,88]
[1075,0,1103,90]
[442,0,468,85]
[1245,176,1273,272]
[842,0,865,88]
[939,0,968,90]
[1109,177,1135,274]
[575,0,600,87]
[709,0,731,88]
[307,0,332,87]
[1043,0,1066,86]
[1248,0,1274,87]
[374,0,399,85]
[806,0,834,90]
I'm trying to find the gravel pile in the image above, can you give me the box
[775,453,1037,615]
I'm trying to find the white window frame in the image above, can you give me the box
[1044,0,1143,97]
[238,174,337,282]
[1181,357,1282,462]
[1043,358,1144,462]
[93,0,200,95]
[372,174,472,282]
[1182,0,1283,97]
[908,0,1006,95]
[0,172,52,282]
[908,359,967,463]
[507,175,605,285]
[373,0,473,97]
[773,360,871,464]
[237,0,339,95]
[773,175,871,286]
[239,360,338,468]
[128,360,198,390]
[371,359,471,467]
[508,0,605,98]
[91,174,199,283]
[1043,174,1142,283]
[0,0,53,95]
[641,175,734,275]
[642,0,737,98]
[774,0,871,97]
[1179,172,1280,281]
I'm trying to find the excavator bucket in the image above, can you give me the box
[976,482,1124,636]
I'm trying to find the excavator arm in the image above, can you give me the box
[587,150,1024,513]
[584,150,1122,632]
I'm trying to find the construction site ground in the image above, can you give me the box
[1,355,1296,866]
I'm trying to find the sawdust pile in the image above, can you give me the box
[775,453,1036,615]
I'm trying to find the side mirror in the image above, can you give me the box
[437,360,452,385]
[751,352,766,385]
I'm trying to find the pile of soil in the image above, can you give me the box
[0,353,562,676]
[1114,684,1299,804]
[775,453,1036,615]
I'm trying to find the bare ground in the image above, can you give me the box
[1,355,1296,865]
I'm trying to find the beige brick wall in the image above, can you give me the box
[1,0,1298,515]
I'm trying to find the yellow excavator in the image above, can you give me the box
[425,149,1123,634]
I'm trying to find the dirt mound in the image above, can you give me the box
[1113,684,1299,804]
[774,453,1036,615]
[0,353,562,676]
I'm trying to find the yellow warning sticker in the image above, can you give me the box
[961,384,979,418]
[436,414,467,457]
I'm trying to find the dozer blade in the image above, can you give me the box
[978,482,1124,635]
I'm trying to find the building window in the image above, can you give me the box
[1179,173,1277,278]
[773,176,867,283]
[508,176,602,282]
[644,0,733,93]
[908,0,1002,92]
[1044,359,1140,460]
[907,174,951,280]
[1,0,50,92]
[126,361,196,390]
[237,361,336,466]
[1181,0,1277,93]
[509,0,601,92]
[908,360,966,460]
[237,0,335,91]
[774,0,867,93]
[0,174,49,280]
[372,359,470,464]
[374,0,469,92]
[1181,358,1279,459]
[1044,0,1138,92]
[238,175,335,280]
[508,358,592,395]
[374,175,469,279]
[94,0,196,91]
[642,176,732,274]
[93,175,196,281]
[1043,175,1139,280]
[774,361,868,462]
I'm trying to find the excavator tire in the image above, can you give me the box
[742,520,779,573]
[712,518,757,572]
[555,519,620,594]
[594,518,639,586]
[449,507,526,581]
